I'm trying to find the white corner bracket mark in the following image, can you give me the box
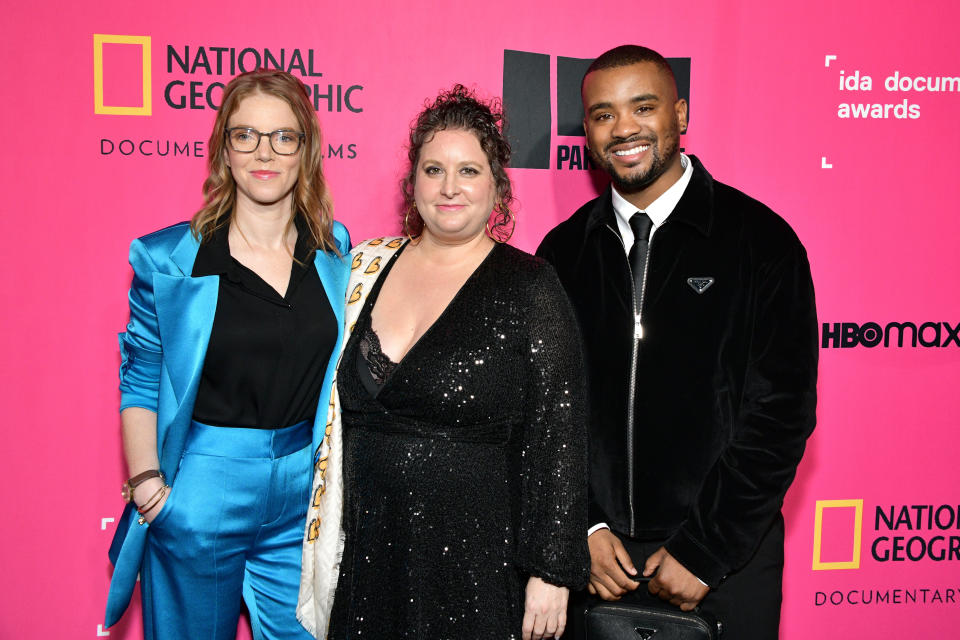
[821,157,833,169]
[825,55,837,67]
[101,517,115,530]
[97,624,111,636]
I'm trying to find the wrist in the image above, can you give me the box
[122,468,165,504]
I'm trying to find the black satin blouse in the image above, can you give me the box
[190,218,336,429]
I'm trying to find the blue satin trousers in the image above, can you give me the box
[141,420,314,640]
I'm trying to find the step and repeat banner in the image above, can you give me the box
[1,0,957,637]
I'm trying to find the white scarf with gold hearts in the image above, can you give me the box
[297,236,407,637]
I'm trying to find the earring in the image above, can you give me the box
[403,205,421,243]
[485,203,515,244]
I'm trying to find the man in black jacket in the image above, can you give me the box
[536,45,818,639]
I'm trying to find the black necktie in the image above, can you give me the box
[628,211,653,297]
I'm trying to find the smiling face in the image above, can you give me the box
[582,61,688,207]
[413,128,496,244]
[224,92,302,214]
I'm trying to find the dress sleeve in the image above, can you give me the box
[536,235,613,532]
[664,241,818,586]
[118,238,163,413]
[515,263,590,589]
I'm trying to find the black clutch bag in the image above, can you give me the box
[583,587,722,639]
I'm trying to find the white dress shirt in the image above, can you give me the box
[609,153,693,253]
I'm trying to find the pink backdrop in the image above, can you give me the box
[2,0,958,637]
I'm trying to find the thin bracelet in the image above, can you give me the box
[138,485,168,519]
[136,485,169,526]
[137,484,168,515]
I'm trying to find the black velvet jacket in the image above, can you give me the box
[537,156,818,586]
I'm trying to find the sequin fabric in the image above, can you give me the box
[328,242,589,639]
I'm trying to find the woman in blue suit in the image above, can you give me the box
[104,69,350,640]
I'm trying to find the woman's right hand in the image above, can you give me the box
[133,476,169,524]
[522,576,569,639]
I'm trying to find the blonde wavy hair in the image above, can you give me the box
[190,69,337,254]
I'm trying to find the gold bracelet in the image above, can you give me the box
[136,484,168,515]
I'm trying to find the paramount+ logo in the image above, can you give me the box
[820,321,960,348]
[500,49,690,170]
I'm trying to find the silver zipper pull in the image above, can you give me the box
[634,314,643,339]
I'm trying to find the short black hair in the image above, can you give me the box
[582,45,677,95]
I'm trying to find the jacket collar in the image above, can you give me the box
[170,227,202,276]
[584,154,715,239]
[583,188,618,237]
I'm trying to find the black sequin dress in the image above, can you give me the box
[328,242,589,639]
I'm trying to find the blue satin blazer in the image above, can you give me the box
[104,220,351,627]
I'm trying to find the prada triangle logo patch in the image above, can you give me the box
[634,628,658,639]
[687,277,715,294]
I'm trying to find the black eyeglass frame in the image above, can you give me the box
[224,127,306,155]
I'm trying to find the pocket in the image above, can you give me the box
[144,453,229,562]
[146,454,188,531]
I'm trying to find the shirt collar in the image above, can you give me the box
[191,214,315,279]
[611,153,693,230]
[290,214,316,265]
[191,219,232,278]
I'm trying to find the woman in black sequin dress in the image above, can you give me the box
[327,86,589,640]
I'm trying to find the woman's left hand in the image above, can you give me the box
[522,576,569,639]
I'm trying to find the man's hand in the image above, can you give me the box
[644,547,709,611]
[586,529,640,600]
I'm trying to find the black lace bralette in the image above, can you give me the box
[357,322,398,387]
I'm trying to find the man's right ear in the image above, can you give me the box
[675,99,689,134]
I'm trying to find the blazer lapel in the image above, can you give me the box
[310,248,350,451]
[154,231,218,409]
[314,249,349,337]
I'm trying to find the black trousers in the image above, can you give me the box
[569,514,785,640]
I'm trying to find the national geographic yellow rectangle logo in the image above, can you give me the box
[93,34,151,115]
[813,499,864,570]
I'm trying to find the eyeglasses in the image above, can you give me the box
[225,127,305,155]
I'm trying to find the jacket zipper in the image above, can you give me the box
[606,223,655,537]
